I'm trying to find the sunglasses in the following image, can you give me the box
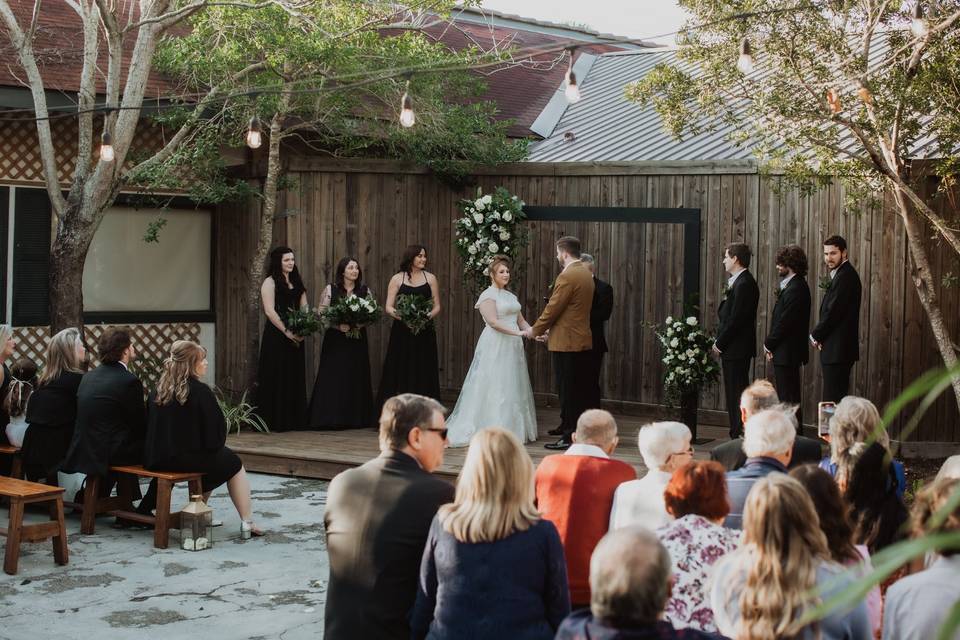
[423,427,449,440]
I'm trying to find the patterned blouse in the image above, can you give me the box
[657,514,740,633]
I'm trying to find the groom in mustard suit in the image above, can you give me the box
[523,236,596,449]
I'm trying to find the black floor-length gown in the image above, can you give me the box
[308,284,377,429]
[376,279,441,408]
[254,278,308,432]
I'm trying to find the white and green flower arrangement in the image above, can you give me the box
[454,186,528,292]
[655,314,721,401]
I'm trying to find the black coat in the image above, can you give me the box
[764,275,812,366]
[323,450,455,640]
[811,261,862,365]
[715,270,760,360]
[21,371,83,480]
[61,362,147,476]
[590,277,613,354]
[710,435,824,472]
[145,378,226,471]
[0,363,10,446]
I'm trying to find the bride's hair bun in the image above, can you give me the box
[488,255,512,277]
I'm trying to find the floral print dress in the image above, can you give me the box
[657,513,740,633]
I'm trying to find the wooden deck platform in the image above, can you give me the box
[228,407,730,481]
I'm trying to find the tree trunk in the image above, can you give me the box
[48,203,99,334]
[893,185,960,416]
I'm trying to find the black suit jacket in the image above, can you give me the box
[61,362,146,476]
[764,275,812,366]
[590,277,613,354]
[710,435,824,471]
[21,371,84,480]
[324,450,455,640]
[811,261,862,364]
[716,270,760,360]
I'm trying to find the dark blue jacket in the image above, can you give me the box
[723,456,788,529]
[554,610,727,639]
[410,516,570,640]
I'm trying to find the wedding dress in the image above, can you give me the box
[445,286,538,447]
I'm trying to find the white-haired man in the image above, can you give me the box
[723,408,795,529]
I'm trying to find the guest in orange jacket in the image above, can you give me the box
[534,409,637,609]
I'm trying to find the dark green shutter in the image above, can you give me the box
[12,188,51,326]
[0,186,8,322]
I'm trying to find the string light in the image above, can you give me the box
[826,88,842,113]
[564,49,581,103]
[246,115,262,149]
[737,37,755,74]
[911,3,930,38]
[399,80,415,128]
[99,130,115,162]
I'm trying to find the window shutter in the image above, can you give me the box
[12,188,51,326]
[0,186,8,323]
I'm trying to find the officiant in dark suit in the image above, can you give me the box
[583,253,613,411]
[713,243,760,439]
[810,235,862,402]
[763,244,812,428]
[525,236,595,450]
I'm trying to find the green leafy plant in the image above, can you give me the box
[454,186,529,292]
[654,313,720,402]
[216,389,270,436]
[394,294,434,335]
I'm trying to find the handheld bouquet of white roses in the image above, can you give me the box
[454,186,528,292]
[321,293,381,339]
[655,315,721,401]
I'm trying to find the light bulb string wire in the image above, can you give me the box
[0,4,834,124]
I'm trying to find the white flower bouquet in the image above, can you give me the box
[321,293,381,339]
[454,186,528,291]
[655,314,721,400]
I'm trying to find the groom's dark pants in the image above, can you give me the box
[556,349,598,438]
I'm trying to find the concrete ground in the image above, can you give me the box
[0,474,329,640]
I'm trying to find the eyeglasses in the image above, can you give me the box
[670,447,695,458]
[423,427,449,440]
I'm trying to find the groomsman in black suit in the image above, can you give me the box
[763,244,812,428]
[712,243,760,439]
[810,235,862,402]
[582,253,613,409]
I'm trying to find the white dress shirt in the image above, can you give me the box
[727,267,746,288]
[564,443,609,459]
[780,272,796,290]
[608,468,674,531]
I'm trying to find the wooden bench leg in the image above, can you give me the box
[188,478,203,498]
[80,476,100,535]
[153,480,173,549]
[52,496,68,566]
[10,456,23,480]
[4,498,24,575]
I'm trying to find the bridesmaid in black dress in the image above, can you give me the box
[254,246,309,432]
[377,245,442,407]
[308,257,377,429]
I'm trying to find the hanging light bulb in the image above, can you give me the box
[246,116,262,149]
[911,3,930,38]
[737,37,755,74]
[99,130,115,163]
[564,50,581,103]
[399,84,415,128]
[826,88,842,114]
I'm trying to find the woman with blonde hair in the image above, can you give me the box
[709,473,871,640]
[410,427,569,639]
[145,340,261,537]
[821,395,905,496]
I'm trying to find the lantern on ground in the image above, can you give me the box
[181,495,214,551]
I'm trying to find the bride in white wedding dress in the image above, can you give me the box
[446,256,538,447]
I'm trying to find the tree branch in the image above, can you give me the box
[74,0,100,186]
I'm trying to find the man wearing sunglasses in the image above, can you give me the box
[324,393,454,640]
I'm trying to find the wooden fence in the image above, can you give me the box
[214,159,960,448]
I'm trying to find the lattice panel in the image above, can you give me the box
[10,323,201,393]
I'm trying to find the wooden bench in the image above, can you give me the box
[0,477,68,575]
[79,466,203,550]
[0,444,23,479]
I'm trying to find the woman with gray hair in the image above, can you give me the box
[608,421,693,530]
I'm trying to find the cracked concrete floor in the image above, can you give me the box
[0,474,329,639]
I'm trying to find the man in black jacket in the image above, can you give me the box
[324,393,455,640]
[713,243,760,439]
[583,253,613,410]
[810,235,862,402]
[763,244,812,428]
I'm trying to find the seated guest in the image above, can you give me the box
[609,421,692,531]
[724,408,795,529]
[22,328,86,481]
[883,478,960,640]
[555,526,720,640]
[61,327,155,518]
[710,379,822,471]
[710,474,871,639]
[821,396,905,497]
[145,341,261,537]
[535,409,636,608]
[324,394,454,640]
[411,427,569,639]
[935,454,960,481]
[790,465,882,636]
[845,442,908,555]
[657,460,739,633]
[3,358,37,448]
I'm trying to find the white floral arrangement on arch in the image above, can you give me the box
[655,314,721,400]
[454,186,528,292]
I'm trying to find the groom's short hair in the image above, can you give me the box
[557,236,581,258]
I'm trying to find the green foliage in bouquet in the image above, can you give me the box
[395,293,434,335]
[322,293,382,339]
[655,313,720,402]
[454,186,528,292]
[286,307,322,338]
